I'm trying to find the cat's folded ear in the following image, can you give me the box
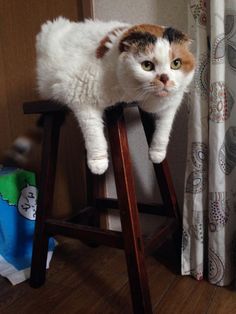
[163,27,193,47]
[119,40,132,52]
[181,33,193,46]
[184,35,194,47]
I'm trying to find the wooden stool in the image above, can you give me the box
[23,101,180,314]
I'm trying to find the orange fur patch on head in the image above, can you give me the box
[170,43,196,73]
[119,24,191,55]
[123,24,165,38]
[119,24,164,53]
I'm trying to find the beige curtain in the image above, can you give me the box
[182,0,236,286]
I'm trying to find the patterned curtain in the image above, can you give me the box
[182,0,236,286]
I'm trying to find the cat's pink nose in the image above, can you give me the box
[160,74,169,85]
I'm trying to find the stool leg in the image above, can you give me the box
[30,112,64,288]
[139,109,180,222]
[139,109,182,266]
[106,106,152,314]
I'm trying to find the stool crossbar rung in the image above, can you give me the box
[23,100,180,314]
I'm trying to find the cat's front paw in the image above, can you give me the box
[149,148,166,164]
[88,157,109,175]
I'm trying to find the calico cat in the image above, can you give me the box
[6,18,195,174]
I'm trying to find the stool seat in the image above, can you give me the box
[24,100,180,314]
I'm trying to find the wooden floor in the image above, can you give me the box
[0,236,236,314]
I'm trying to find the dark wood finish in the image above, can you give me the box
[106,105,152,313]
[82,0,94,19]
[86,166,106,228]
[2,238,231,314]
[139,109,182,263]
[67,206,99,225]
[25,100,182,314]
[96,197,166,216]
[139,109,180,222]
[23,101,67,114]
[30,112,65,288]
[144,219,177,255]
[45,219,123,249]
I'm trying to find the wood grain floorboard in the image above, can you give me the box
[90,257,177,314]
[3,281,72,314]
[154,276,217,314]
[0,277,30,313]
[0,237,235,314]
[207,285,236,314]
[51,250,129,313]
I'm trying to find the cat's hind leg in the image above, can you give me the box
[74,106,108,175]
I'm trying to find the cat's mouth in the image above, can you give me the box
[156,90,169,97]
[155,89,169,97]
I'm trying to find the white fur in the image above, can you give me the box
[36,17,194,174]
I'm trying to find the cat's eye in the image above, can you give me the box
[141,61,155,71]
[171,58,182,70]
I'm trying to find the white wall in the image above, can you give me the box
[94,0,189,231]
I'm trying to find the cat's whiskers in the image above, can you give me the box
[124,85,149,101]
[140,93,152,108]
[136,89,151,101]
[144,83,178,96]
[125,85,145,92]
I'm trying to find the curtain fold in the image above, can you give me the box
[182,0,236,286]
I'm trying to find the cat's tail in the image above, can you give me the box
[2,116,44,167]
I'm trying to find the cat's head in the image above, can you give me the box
[117,24,195,103]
